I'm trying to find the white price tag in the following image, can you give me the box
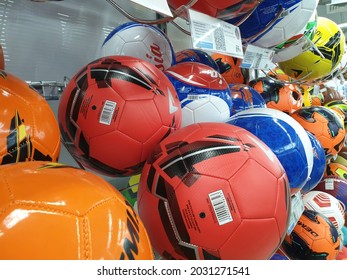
[188,9,243,58]
[287,191,305,235]
[325,178,335,190]
[241,44,275,70]
[313,84,321,96]
[129,0,173,17]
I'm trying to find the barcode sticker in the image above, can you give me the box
[209,190,233,226]
[188,9,243,58]
[325,178,335,190]
[241,44,275,70]
[287,191,305,235]
[214,27,226,52]
[187,94,200,100]
[99,100,116,125]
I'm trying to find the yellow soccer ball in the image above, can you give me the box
[279,17,345,82]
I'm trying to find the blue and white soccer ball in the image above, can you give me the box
[227,0,319,49]
[300,131,326,194]
[165,61,232,127]
[227,107,313,195]
[100,22,176,70]
[229,83,267,115]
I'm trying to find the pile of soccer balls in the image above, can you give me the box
[1,0,347,260]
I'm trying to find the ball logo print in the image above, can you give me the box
[145,43,166,71]
[281,209,340,260]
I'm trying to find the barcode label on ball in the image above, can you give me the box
[209,190,232,225]
[214,27,226,52]
[325,178,335,190]
[100,100,116,125]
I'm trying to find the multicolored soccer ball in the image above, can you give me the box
[58,56,182,177]
[314,175,347,211]
[0,161,154,260]
[324,162,347,181]
[249,77,303,114]
[281,209,341,260]
[227,108,313,195]
[320,84,344,105]
[100,22,175,71]
[290,106,346,158]
[165,61,232,127]
[0,70,60,165]
[303,190,346,232]
[138,122,290,260]
[325,100,347,129]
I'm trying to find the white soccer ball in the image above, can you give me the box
[181,95,230,127]
[239,0,319,49]
[303,190,346,232]
[272,9,318,63]
[100,22,175,71]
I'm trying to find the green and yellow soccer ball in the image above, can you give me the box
[279,17,345,82]
[325,100,347,129]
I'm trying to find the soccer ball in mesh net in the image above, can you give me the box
[58,56,182,177]
[138,122,290,260]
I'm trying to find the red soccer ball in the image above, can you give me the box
[167,0,259,19]
[138,122,290,259]
[58,56,182,176]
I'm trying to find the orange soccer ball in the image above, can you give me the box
[211,52,249,84]
[281,209,340,260]
[0,70,60,165]
[291,106,346,158]
[0,161,154,260]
